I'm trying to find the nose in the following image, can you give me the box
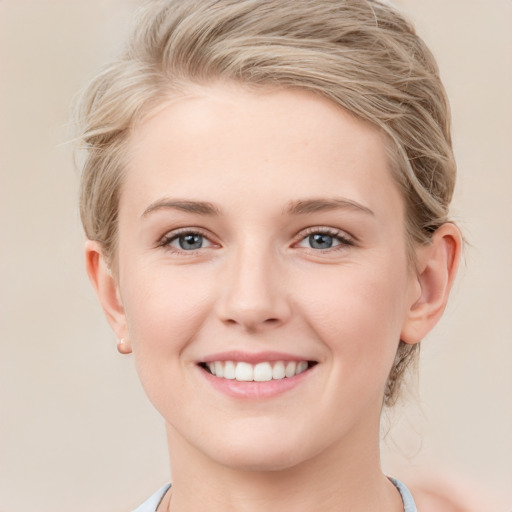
[215,241,292,333]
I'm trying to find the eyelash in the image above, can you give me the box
[157,226,354,255]
[158,227,214,255]
[295,227,354,252]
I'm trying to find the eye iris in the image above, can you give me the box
[309,233,333,249]
[179,233,203,250]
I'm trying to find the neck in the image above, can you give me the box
[163,418,403,512]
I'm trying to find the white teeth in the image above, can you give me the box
[223,361,236,379]
[214,361,224,378]
[296,361,308,375]
[235,362,254,381]
[205,360,312,381]
[285,361,297,378]
[253,362,273,382]
[272,361,285,379]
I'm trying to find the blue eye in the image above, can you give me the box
[161,231,213,251]
[177,233,204,250]
[296,229,353,250]
[308,233,336,249]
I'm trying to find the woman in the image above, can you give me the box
[76,1,461,510]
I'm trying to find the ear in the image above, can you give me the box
[85,240,132,354]
[401,223,462,345]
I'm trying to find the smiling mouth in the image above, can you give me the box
[199,360,318,382]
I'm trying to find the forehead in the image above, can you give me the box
[122,83,402,219]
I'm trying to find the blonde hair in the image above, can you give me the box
[77,0,456,405]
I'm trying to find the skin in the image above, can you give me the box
[86,83,461,511]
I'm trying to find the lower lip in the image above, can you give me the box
[199,366,315,399]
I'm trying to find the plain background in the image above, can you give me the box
[1,1,511,510]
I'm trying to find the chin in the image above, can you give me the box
[217,449,305,473]
[205,432,313,473]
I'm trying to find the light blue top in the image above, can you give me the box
[133,484,171,512]
[390,478,417,512]
[133,478,417,511]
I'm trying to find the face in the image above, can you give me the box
[111,84,420,471]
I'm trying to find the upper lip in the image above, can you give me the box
[200,351,316,364]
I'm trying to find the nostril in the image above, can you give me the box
[221,313,284,331]
[216,276,292,330]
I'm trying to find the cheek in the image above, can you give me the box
[121,263,215,353]
[119,264,218,415]
[296,261,409,365]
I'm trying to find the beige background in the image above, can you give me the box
[1,1,511,511]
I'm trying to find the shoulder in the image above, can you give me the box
[132,484,171,512]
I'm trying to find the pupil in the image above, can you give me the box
[179,234,202,250]
[309,233,333,249]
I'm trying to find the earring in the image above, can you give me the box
[117,337,131,354]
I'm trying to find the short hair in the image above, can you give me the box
[76,0,456,406]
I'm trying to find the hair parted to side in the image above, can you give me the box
[76,0,456,406]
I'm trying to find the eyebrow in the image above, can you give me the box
[142,198,221,217]
[141,196,374,218]
[284,198,375,216]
